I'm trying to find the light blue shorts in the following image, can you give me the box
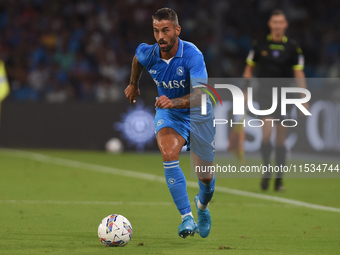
[155,108,215,162]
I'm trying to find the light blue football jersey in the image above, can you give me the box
[135,38,213,117]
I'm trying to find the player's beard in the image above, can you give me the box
[158,36,177,52]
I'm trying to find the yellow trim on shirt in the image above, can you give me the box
[246,58,257,67]
[267,34,288,43]
[292,65,304,71]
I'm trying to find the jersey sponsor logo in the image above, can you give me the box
[149,69,157,74]
[153,79,187,89]
[176,66,184,76]
[157,119,164,126]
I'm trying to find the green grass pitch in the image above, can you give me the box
[0,149,339,254]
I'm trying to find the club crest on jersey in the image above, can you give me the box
[176,66,184,76]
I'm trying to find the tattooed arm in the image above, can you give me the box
[125,55,144,103]
[155,88,205,109]
[129,55,144,87]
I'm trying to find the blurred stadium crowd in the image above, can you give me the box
[1,0,340,102]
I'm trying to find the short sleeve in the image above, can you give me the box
[292,46,304,71]
[246,41,259,67]
[135,43,151,68]
[187,54,208,87]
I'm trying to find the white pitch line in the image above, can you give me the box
[0,200,173,206]
[0,200,293,208]
[1,148,340,213]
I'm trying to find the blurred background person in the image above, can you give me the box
[242,9,308,191]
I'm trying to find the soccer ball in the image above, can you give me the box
[98,214,133,247]
[105,138,124,153]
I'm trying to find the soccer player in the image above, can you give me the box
[243,9,308,191]
[125,8,215,238]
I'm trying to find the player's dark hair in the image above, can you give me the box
[152,8,179,26]
[269,9,286,19]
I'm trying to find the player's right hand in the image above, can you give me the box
[125,84,140,104]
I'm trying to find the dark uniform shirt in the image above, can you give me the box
[246,35,304,78]
[246,35,305,117]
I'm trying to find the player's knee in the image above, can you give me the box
[262,133,271,143]
[161,149,179,162]
[262,134,271,143]
[276,134,286,145]
[276,138,285,146]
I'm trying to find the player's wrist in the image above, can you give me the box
[170,98,189,109]
[129,81,139,88]
[169,98,179,109]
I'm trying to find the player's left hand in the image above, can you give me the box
[155,95,174,109]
